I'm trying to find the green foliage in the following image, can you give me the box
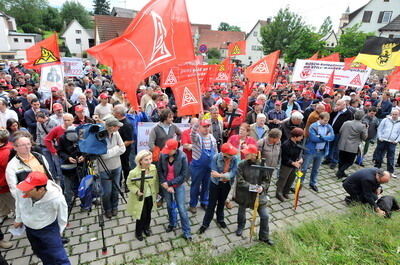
[284,27,326,63]
[186,205,400,265]
[218,22,242,32]
[334,24,374,58]
[260,7,307,56]
[207,48,221,59]
[42,6,63,32]
[318,16,333,37]
[60,1,92,29]
[93,0,110,15]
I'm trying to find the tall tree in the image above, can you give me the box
[0,0,48,33]
[42,6,63,32]
[60,1,92,29]
[93,0,110,15]
[318,16,333,37]
[218,22,242,32]
[334,24,374,58]
[260,7,307,55]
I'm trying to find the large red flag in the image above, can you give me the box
[213,58,233,83]
[237,82,253,122]
[161,67,179,88]
[245,50,280,83]
[388,67,400,90]
[172,76,202,116]
[318,52,340,62]
[87,0,195,110]
[325,70,335,96]
[24,33,61,69]
[307,52,319,60]
[343,57,367,71]
[228,40,246,56]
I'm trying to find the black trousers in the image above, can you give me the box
[202,181,231,227]
[136,196,153,236]
[120,147,131,184]
[337,151,357,177]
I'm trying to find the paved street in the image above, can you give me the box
[1,149,399,265]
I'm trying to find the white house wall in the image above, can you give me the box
[62,20,91,56]
[235,22,264,66]
[8,35,35,50]
[345,0,400,34]
[0,17,11,51]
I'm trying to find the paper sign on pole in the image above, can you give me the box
[137,122,191,152]
[39,64,64,99]
[61,57,83,77]
[292,59,372,88]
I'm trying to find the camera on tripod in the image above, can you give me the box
[75,123,108,155]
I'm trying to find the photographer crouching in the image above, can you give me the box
[98,117,126,218]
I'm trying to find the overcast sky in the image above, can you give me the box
[49,0,370,32]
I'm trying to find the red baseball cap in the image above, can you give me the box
[200,119,211,127]
[364,101,372,106]
[221,143,238,156]
[99,93,109,99]
[75,105,84,112]
[19,87,28,94]
[16,171,48,193]
[85,89,93,93]
[221,90,229,95]
[271,92,278,96]
[275,100,282,105]
[51,87,58,92]
[206,87,213,92]
[157,101,167,108]
[241,144,258,155]
[0,79,6,84]
[161,139,179,154]
[53,103,63,111]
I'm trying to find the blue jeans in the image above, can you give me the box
[374,140,396,173]
[327,135,340,164]
[302,151,325,186]
[163,185,191,237]
[99,167,122,212]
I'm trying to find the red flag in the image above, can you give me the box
[343,57,367,71]
[213,58,233,83]
[24,33,61,69]
[172,76,202,116]
[228,40,246,56]
[237,82,253,122]
[245,50,280,84]
[200,65,217,92]
[87,0,195,110]
[388,67,400,90]
[325,70,335,96]
[318,52,340,62]
[307,52,319,60]
[161,67,179,88]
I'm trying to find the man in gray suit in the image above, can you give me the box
[336,110,368,179]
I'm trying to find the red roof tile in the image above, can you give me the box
[198,29,246,49]
[94,15,133,43]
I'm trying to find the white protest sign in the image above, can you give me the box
[292,59,372,88]
[137,122,191,153]
[62,57,83,77]
[39,64,64,99]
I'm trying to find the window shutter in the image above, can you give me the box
[378,11,384,23]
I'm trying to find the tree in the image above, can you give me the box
[42,6,63,32]
[207,48,221,59]
[318,16,333,37]
[260,8,307,55]
[218,22,242,32]
[0,0,48,33]
[334,24,374,58]
[61,1,92,29]
[284,27,326,63]
[93,0,110,15]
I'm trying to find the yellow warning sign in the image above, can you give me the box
[34,47,60,65]
[231,45,241,55]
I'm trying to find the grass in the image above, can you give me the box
[186,205,400,265]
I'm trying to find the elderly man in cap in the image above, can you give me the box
[267,100,287,129]
[199,142,238,234]
[189,118,218,213]
[247,99,265,125]
[235,144,274,245]
[50,103,64,126]
[13,171,70,264]
[99,116,126,218]
[94,93,113,120]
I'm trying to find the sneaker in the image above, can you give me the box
[111,209,118,216]
[188,206,197,214]
[225,200,234,209]
[0,240,13,249]
[391,174,397,179]
[198,226,207,234]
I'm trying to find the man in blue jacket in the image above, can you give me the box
[302,112,334,192]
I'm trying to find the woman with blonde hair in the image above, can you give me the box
[126,150,159,241]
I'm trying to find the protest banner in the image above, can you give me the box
[292,59,372,88]
[39,64,64,99]
[62,57,84,77]
[137,122,191,152]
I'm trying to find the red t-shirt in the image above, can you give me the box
[227,135,257,159]
[44,125,66,154]
[181,128,192,162]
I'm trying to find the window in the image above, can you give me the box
[378,11,392,23]
[251,45,262,51]
[362,11,372,23]
[24,39,32,43]
[389,34,394,38]
[76,38,81,44]
[384,0,389,2]
[75,30,81,34]
[13,38,18,42]
[253,31,257,37]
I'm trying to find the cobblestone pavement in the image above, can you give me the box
[1,150,400,265]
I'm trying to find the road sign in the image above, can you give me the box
[199,44,208,53]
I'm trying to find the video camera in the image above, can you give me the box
[75,123,108,155]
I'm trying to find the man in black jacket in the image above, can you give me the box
[343,168,391,216]
[324,99,353,169]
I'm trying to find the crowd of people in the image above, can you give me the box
[0,60,398,264]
